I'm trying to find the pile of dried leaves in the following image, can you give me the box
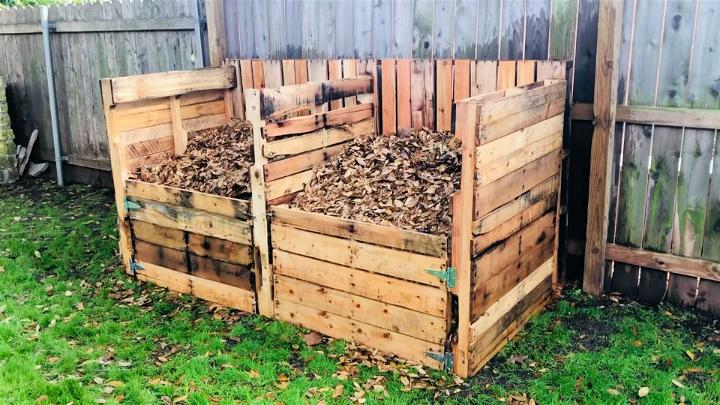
[132,119,254,198]
[292,128,461,234]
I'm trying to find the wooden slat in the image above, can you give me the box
[473,194,556,251]
[263,103,373,137]
[469,258,554,342]
[516,61,536,86]
[478,83,566,144]
[436,60,453,131]
[135,240,186,270]
[275,300,445,368]
[265,169,314,201]
[131,220,185,250]
[272,224,447,287]
[381,59,397,134]
[109,66,236,104]
[187,233,253,266]
[469,272,552,374]
[471,61,497,96]
[341,59,359,106]
[264,144,345,182]
[474,175,560,229]
[281,60,297,85]
[474,150,561,219]
[472,237,554,319]
[125,180,250,219]
[188,254,253,290]
[251,60,265,88]
[273,250,448,317]
[136,261,255,313]
[453,59,470,102]
[571,103,720,130]
[328,59,343,110]
[473,211,556,266]
[127,198,252,245]
[476,114,563,167]
[410,59,434,128]
[606,244,720,283]
[258,76,373,119]
[476,132,562,187]
[496,61,516,90]
[583,0,624,295]
[275,275,446,344]
[263,118,373,158]
[271,206,447,258]
[396,59,412,129]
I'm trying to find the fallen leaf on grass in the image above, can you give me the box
[333,384,344,398]
[64,290,73,297]
[35,395,48,404]
[34,251,41,259]
[0,265,5,272]
[172,395,187,403]
[509,355,528,364]
[118,360,132,367]
[638,387,650,397]
[247,370,260,378]
[685,351,696,361]
[107,381,124,388]
[672,379,686,388]
[607,388,621,395]
[303,331,323,346]
[75,302,84,310]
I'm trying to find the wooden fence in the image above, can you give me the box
[578,0,720,316]
[0,0,205,180]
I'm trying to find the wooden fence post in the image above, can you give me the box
[583,0,623,295]
[206,0,226,67]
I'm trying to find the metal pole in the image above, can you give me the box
[193,0,206,68]
[41,6,63,186]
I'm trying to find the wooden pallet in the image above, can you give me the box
[100,66,259,314]
[455,80,567,376]
[244,64,567,374]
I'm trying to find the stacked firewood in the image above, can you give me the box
[292,128,462,235]
[132,119,254,198]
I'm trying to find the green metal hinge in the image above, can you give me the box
[124,198,142,211]
[129,258,144,275]
[426,267,456,288]
[425,351,454,371]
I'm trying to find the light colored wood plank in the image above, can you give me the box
[470,61,498,96]
[273,250,448,317]
[453,59,470,102]
[275,275,447,344]
[265,169,314,201]
[584,0,623,295]
[328,59,343,110]
[274,300,445,369]
[381,59,397,134]
[476,133,562,187]
[396,59,412,129]
[110,66,236,104]
[474,175,560,230]
[469,258,554,341]
[263,118,374,158]
[474,149,562,218]
[169,96,187,155]
[516,61,536,86]
[496,61,516,90]
[436,59,453,131]
[451,99,478,377]
[475,115,563,167]
[271,206,447,258]
[263,144,345,182]
[271,224,448,287]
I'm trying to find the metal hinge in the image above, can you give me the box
[426,267,456,288]
[425,351,454,371]
[124,198,142,211]
[129,258,144,275]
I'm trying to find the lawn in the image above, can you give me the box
[0,180,718,404]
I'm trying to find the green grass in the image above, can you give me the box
[0,180,718,404]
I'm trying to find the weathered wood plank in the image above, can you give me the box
[109,67,236,104]
[271,224,448,287]
[607,244,720,283]
[380,59,397,133]
[273,250,448,318]
[262,117,373,158]
[271,205,448,258]
[436,60,453,131]
[412,0,433,58]
[275,275,447,344]
[126,197,252,245]
[274,300,445,368]
[263,103,373,137]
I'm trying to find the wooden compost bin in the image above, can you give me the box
[247,71,566,375]
[101,66,263,314]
